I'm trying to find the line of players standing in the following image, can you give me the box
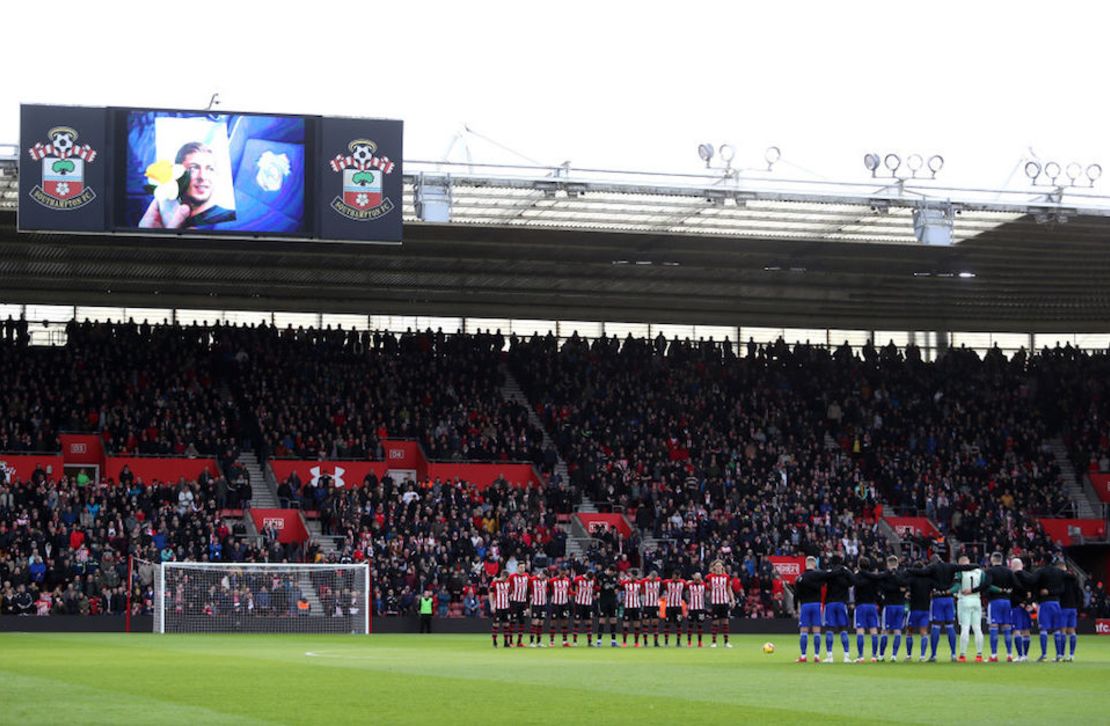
[487,561,738,648]
[793,552,1083,663]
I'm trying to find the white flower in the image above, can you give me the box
[256,151,291,192]
[55,182,70,196]
[355,193,369,207]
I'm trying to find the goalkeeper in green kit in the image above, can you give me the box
[951,555,992,663]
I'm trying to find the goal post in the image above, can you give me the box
[153,562,370,634]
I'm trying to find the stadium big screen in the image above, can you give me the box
[18,104,402,243]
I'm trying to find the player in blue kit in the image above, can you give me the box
[903,562,935,662]
[876,556,908,662]
[850,557,882,662]
[1060,565,1081,662]
[794,556,838,663]
[984,552,1017,662]
[821,556,854,663]
[1009,557,1034,662]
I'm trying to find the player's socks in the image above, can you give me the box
[800,633,808,657]
[892,634,901,657]
[1004,630,1013,656]
[825,631,833,653]
[856,634,865,659]
[813,633,821,657]
[879,634,888,657]
[1039,632,1048,659]
[840,631,850,655]
[711,624,718,644]
[921,635,929,658]
[929,625,940,658]
[1069,634,1076,657]
[622,631,627,645]
[945,625,956,655]
[905,635,913,656]
[1054,632,1064,658]
[723,633,729,645]
[871,634,878,658]
[1023,635,1031,657]
[989,626,999,656]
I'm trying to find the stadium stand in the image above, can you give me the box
[0,319,1106,619]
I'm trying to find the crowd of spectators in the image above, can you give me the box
[218,324,550,468]
[1,318,1108,620]
[0,318,239,457]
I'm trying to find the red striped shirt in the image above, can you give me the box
[491,579,511,610]
[687,582,706,611]
[707,573,731,605]
[622,579,642,608]
[642,578,661,608]
[529,576,548,606]
[550,576,571,605]
[573,576,595,605]
[663,578,686,608]
[509,573,529,602]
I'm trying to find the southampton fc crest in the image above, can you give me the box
[26,126,98,210]
[328,139,396,221]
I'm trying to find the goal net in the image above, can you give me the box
[153,562,370,634]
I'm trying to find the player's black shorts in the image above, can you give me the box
[530,603,547,620]
[711,603,730,619]
[551,603,570,620]
[666,606,683,624]
[575,604,593,621]
[688,609,706,624]
[494,608,511,624]
[623,607,641,622]
[510,602,527,623]
[598,599,617,618]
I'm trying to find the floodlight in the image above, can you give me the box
[884,153,901,174]
[697,144,715,164]
[1087,164,1102,184]
[907,154,924,175]
[927,155,944,176]
[764,146,781,169]
[1044,161,1061,181]
[1066,163,1082,184]
[1024,161,1041,181]
[719,144,735,163]
[863,153,881,176]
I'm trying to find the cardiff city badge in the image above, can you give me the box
[328,139,395,221]
[26,126,98,210]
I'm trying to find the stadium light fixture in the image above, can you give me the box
[1024,161,1042,182]
[958,271,976,278]
[906,154,924,177]
[764,146,781,171]
[1066,163,1082,184]
[697,144,715,168]
[1087,164,1103,185]
[1044,161,1061,184]
[884,154,902,175]
[719,145,736,164]
[863,153,881,176]
[927,155,944,178]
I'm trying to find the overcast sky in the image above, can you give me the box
[4,1,1107,189]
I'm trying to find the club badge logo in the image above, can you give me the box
[328,139,395,221]
[26,126,98,210]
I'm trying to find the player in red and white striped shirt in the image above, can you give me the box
[642,571,663,647]
[528,569,549,647]
[572,570,596,647]
[620,570,643,647]
[662,572,686,647]
[508,564,531,647]
[548,569,573,647]
[706,560,736,648]
[489,571,513,648]
[686,572,708,647]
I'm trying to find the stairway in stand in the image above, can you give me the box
[1047,437,1099,519]
[238,451,279,509]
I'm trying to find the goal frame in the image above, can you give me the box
[154,561,370,635]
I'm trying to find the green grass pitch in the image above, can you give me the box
[2,633,1109,724]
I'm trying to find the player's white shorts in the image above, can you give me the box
[957,601,982,626]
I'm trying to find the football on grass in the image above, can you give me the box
[762,642,775,654]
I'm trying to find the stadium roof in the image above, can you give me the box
[1,155,1109,332]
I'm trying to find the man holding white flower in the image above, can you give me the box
[139,142,235,228]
